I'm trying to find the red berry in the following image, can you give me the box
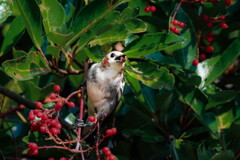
[33,109,39,114]
[50,119,58,127]
[50,127,59,135]
[28,114,35,121]
[54,101,63,111]
[48,158,55,160]
[150,6,157,12]
[39,125,47,133]
[33,149,39,155]
[111,128,117,135]
[60,157,67,160]
[109,155,116,160]
[201,0,206,2]
[219,15,226,21]
[220,23,228,29]
[105,129,113,136]
[41,114,48,121]
[55,123,62,129]
[203,16,209,22]
[205,46,214,53]
[206,37,214,43]
[27,149,38,156]
[169,26,176,31]
[199,54,207,61]
[207,22,213,29]
[144,6,151,12]
[49,93,57,100]
[67,102,75,108]
[172,19,180,26]
[173,28,180,34]
[178,22,186,28]
[31,121,38,127]
[19,104,25,109]
[53,85,61,92]
[28,142,38,150]
[88,116,96,122]
[225,0,232,6]
[37,112,43,118]
[105,150,112,157]
[192,59,199,66]
[102,147,110,154]
[35,102,42,108]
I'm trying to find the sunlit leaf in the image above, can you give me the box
[126,61,175,90]
[67,0,129,46]
[197,38,240,88]
[124,32,184,58]
[0,0,13,23]
[2,51,50,80]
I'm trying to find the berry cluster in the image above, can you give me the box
[105,127,117,136]
[102,147,116,160]
[26,85,78,157]
[28,109,62,135]
[203,15,228,29]
[28,143,38,156]
[170,19,186,34]
[144,5,157,12]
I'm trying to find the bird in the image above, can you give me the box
[86,51,126,120]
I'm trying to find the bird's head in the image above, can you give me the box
[102,51,126,68]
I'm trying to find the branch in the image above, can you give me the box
[0,85,36,109]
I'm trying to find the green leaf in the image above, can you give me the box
[210,150,234,160]
[178,86,207,115]
[170,7,197,69]
[0,0,13,23]
[205,90,238,110]
[2,51,50,80]
[0,16,25,56]
[46,45,61,60]
[40,0,65,29]
[197,39,240,88]
[216,108,236,130]
[197,142,213,160]
[125,73,146,105]
[123,32,183,58]
[64,113,77,125]
[14,0,42,50]
[124,18,147,33]
[47,32,73,46]
[39,0,72,45]
[198,112,218,135]
[172,139,197,160]
[67,0,129,46]
[83,46,106,62]
[89,24,128,46]
[126,61,175,90]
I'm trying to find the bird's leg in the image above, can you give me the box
[96,111,107,121]
[73,119,93,128]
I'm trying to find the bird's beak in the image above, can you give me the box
[115,54,126,63]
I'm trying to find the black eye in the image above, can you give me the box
[110,53,115,58]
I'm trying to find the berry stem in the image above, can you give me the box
[66,90,81,102]
[76,88,85,160]
[172,0,184,21]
